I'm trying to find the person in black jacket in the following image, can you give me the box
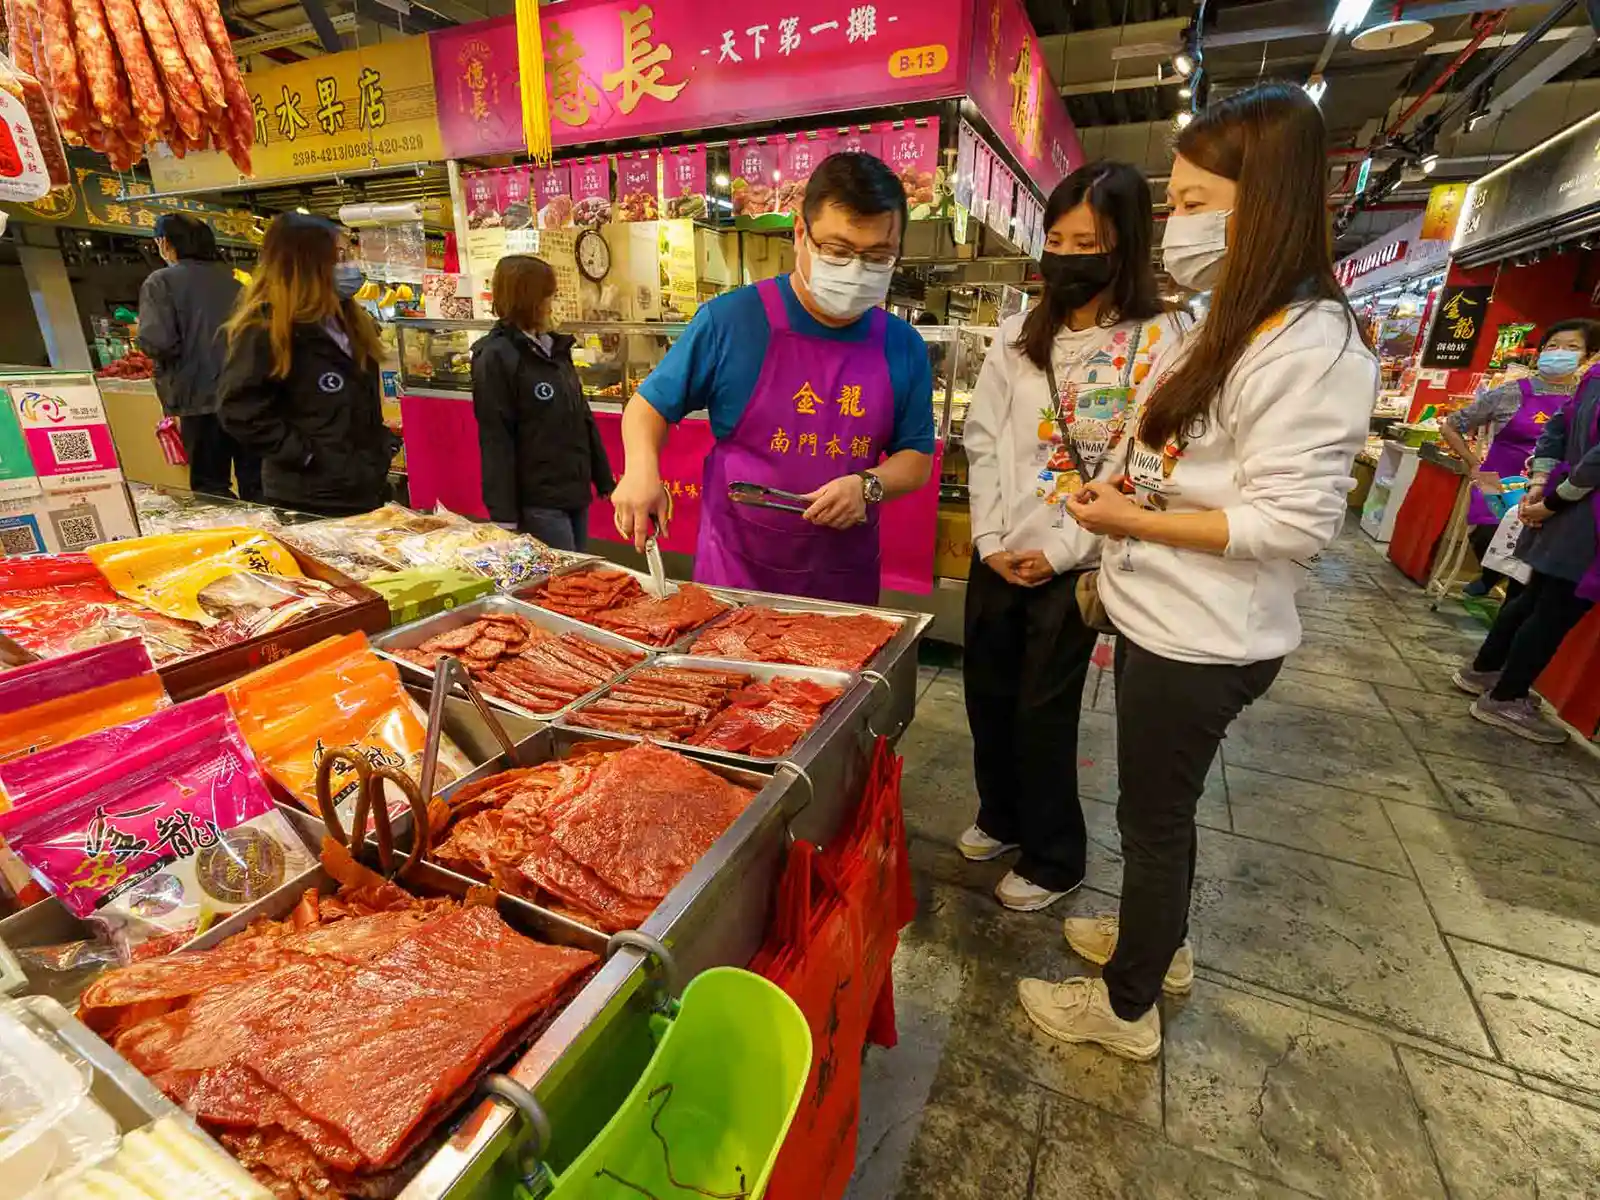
[137,214,259,501]
[217,213,396,517]
[474,254,613,549]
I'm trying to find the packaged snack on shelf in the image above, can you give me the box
[195,571,352,640]
[0,640,167,766]
[0,695,315,955]
[0,555,218,665]
[86,529,304,625]
[366,567,494,624]
[221,633,473,822]
[128,484,287,537]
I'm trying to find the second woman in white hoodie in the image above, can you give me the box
[960,161,1188,912]
[1016,83,1380,1059]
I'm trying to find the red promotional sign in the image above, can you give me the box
[431,2,967,157]
[613,150,660,221]
[965,0,1081,195]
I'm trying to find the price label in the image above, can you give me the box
[888,45,949,78]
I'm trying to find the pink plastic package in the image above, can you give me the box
[0,639,155,713]
[0,694,315,954]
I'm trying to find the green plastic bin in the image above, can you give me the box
[518,966,811,1200]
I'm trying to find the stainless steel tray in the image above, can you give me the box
[555,654,860,771]
[372,594,648,723]
[514,560,739,655]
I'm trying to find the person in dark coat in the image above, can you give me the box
[217,213,396,517]
[137,213,260,501]
[473,254,613,550]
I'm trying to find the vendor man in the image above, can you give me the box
[610,152,935,604]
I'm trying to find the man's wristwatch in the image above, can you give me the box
[858,471,886,505]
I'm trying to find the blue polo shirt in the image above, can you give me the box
[636,275,936,454]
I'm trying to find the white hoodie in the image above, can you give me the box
[1099,300,1379,665]
[966,310,1191,574]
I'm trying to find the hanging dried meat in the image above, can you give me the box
[19,0,251,168]
[522,567,732,647]
[691,606,900,672]
[389,612,643,715]
[434,742,756,933]
[566,665,843,757]
[79,852,598,1199]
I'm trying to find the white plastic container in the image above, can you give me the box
[0,997,92,1199]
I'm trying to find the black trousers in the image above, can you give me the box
[1103,638,1281,1020]
[520,505,590,552]
[1467,523,1523,599]
[962,555,1098,891]
[179,414,262,503]
[1474,569,1594,700]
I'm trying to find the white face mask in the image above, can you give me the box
[799,237,894,322]
[1163,209,1231,292]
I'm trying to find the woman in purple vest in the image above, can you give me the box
[1439,320,1600,597]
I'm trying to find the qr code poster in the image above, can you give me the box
[0,513,46,557]
[8,381,122,486]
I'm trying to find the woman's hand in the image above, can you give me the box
[1471,470,1503,494]
[1010,549,1055,586]
[982,550,1027,586]
[1520,498,1554,527]
[1065,479,1143,537]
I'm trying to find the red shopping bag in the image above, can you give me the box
[756,841,869,1200]
[155,417,188,467]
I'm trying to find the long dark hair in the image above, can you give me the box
[1014,160,1166,371]
[1138,83,1367,451]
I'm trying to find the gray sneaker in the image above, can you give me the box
[1470,694,1568,744]
[1452,666,1501,696]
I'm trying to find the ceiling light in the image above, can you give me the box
[1177,83,1193,100]
[1172,51,1195,78]
[1174,111,1194,130]
[1421,153,1439,174]
[1329,0,1374,36]
[1304,78,1327,106]
[295,205,310,214]
[713,173,730,187]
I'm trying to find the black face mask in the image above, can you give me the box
[1039,251,1115,310]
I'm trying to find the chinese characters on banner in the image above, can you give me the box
[148,38,442,192]
[1420,182,1468,243]
[971,140,994,225]
[500,166,533,231]
[0,168,260,245]
[781,133,828,220]
[533,163,574,228]
[966,0,1081,196]
[832,125,884,159]
[436,2,966,158]
[571,156,613,224]
[731,139,781,221]
[732,119,941,229]
[661,145,708,219]
[880,120,941,219]
[953,122,977,212]
[613,150,659,221]
[1421,284,1493,368]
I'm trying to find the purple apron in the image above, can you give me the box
[694,278,895,604]
[1469,378,1566,526]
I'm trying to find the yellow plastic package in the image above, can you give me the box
[220,633,472,825]
[88,528,304,626]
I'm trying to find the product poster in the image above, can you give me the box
[613,151,659,222]
[500,166,532,231]
[9,382,121,490]
[833,126,884,160]
[464,169,502,229]
[661,145,708,220]
[987,164,1014,240]
[659,219,698,318]
[0,398,40,502]
[971,143,993,225]
[954,124,976,213]
[533,164,574,228]
[570,156,612,225]
[1421,182,1469,242]
[731,140,780,225]
[779,133,828,223]
[879,120,942,220]
[1421,284,1493,369]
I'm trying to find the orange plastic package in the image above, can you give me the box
[220,633,472,825]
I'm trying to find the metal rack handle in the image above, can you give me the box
[422,654,521,806]
[481,1073,553,1163]
[605,929,682,1003]
[859,669,904,739]
[775,760,815,816]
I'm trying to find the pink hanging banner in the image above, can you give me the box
[533,164,573,228]
[661,145,708,219]
[832,126,884,159]
[779,132,829,221]
[878,119,941,216]
[731,139,781,221]
[463,169,502,229]
[569,156,612,225]
[500,165,532,230]
[613,150,659,221]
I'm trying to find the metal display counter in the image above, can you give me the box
[0,578,927,1199]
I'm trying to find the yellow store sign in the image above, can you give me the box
[149,38,442,193]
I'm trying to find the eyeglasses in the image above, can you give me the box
[807,235,898,271]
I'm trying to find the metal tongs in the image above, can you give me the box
[420,654,520,803]
[643,519,669,599]
[315,744,431,882]
[728,480,811,514]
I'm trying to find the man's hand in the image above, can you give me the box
[1471,470,1503,494]
[1065,479,1142,537]
[982,551,1027,586]
[1010,549,1055,586]
[1520,499,1553,527]
[611,469,671,551]
[802,475,868,529]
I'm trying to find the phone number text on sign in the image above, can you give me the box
[292,134,428,168]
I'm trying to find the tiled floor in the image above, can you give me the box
[847,525,1600,1199]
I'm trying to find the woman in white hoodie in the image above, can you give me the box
[1017,83,1379,1059]
[960,162,1189,913]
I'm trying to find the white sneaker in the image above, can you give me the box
[1016,976,1162,1061]
[995,870,1078,912]
[957,824,1019,862]
[1063,914,1194,995]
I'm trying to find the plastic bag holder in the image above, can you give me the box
[859,669,903,739]
[605,930,681,1007]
